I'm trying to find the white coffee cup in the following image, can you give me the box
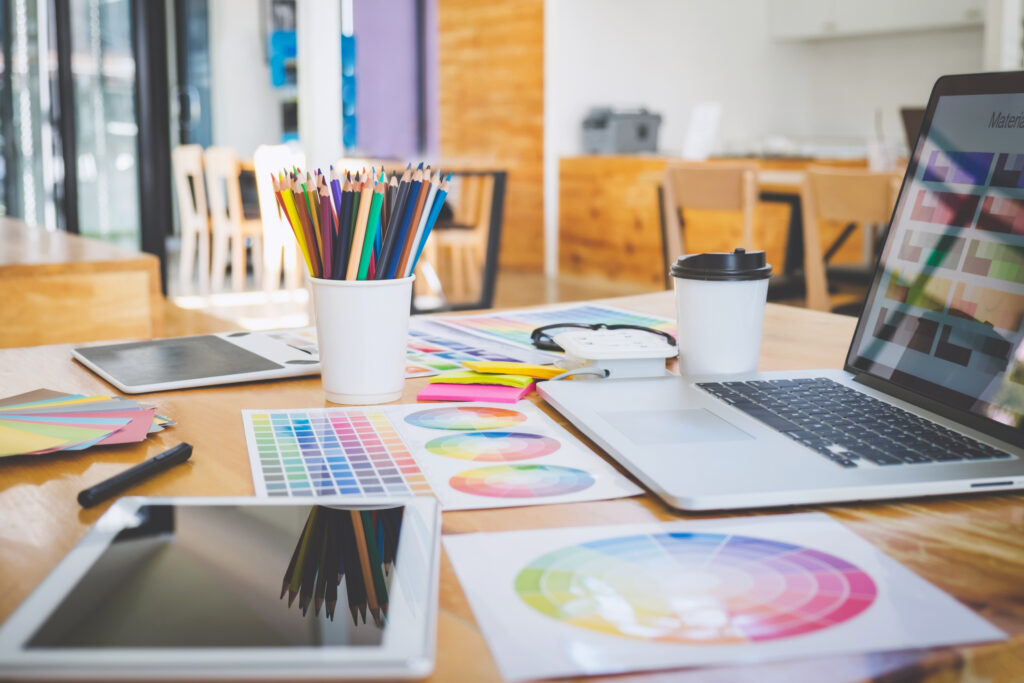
[671,248,772,376]
[309,275,415,404]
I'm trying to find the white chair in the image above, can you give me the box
[171,145,210,294]
[254,144,307,291]
[204,146,263,292]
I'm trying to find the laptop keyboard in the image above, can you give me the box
[698,378,1012,468]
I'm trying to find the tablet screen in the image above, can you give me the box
[75,336,283,387]
[26,504,406,649]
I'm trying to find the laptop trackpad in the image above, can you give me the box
[598,409,754,445]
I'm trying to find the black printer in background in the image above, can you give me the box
[582,107,662,154]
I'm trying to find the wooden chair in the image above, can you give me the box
[253,144,306,291]
[204,146,264,292]
[171,145,210,294]
[801,167,902,312]
[414,170,505,312]
[661,161,759,283]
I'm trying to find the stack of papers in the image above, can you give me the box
[417,370,536,403]
[0,389,172,457]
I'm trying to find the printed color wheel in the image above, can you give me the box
[449,464,594,497]
[425,431,560,461]
[405,406,527,431]
[515,532,876,643]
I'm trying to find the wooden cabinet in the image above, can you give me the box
[558,155,870,288]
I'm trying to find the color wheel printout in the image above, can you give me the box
[443,513,1004,680]
[242,402,641,510]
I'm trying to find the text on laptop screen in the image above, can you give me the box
[850,92,1024,429]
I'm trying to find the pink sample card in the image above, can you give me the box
[417,382,534,404]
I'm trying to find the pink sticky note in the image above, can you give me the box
[417,382,534,404]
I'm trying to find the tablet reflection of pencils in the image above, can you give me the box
[280,505,404,625]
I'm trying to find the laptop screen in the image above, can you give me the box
[849,79,1024,433]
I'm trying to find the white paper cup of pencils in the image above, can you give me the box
[271,161,450,403]
[310,275,414,404]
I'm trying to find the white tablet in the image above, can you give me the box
[72,329,321,394]
[0,497,440,680]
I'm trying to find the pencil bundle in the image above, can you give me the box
[271,163,451,281]
[280,505,404,625]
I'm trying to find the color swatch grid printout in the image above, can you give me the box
[434,303,677,352]
[242,402,641,510]
[444,512,1004,681]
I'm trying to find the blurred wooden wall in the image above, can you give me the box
[438,0,544,271]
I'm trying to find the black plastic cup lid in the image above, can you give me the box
[670,248,772,281]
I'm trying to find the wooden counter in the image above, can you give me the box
[0,218,162,347]
[0,292,1021,682]
[558,155,870,287]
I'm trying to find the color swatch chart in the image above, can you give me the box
[405,328,528,377]
[243,402,641,510]
[245,409,433,498]
[444,512,1004,680]
[435,304,676,351]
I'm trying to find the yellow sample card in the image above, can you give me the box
[428,370,535,389]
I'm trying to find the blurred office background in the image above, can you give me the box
[0,0,1020,331]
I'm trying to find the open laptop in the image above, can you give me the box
[541,71,1024,511]
[900,106,926,152]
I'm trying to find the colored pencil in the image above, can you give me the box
[318,182,335,280]
[358,181,386,280]
[346,169,375,279]
[397,168,436,277]
[411,173,452,272]
[393,166,434,276]
[385,165,423,279]
[404,170,440,277]
[374,165,413,279]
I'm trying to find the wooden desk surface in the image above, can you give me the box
[0,293,1021,682]
[0,218,163,345]
[0,217,158,273]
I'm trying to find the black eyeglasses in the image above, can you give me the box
[529,323,677,352]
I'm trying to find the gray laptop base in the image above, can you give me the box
[539,371,1024,511]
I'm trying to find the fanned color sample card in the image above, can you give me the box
[435,303,677,352]
[242,402,641,510]
[444,513,1004,681]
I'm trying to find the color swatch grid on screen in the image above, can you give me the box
[863,134,1024,398]
[516,532,875,643]
[247,409,432,498]
[243,402,642,510]
[435,304,676,351]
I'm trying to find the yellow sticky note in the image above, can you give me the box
[428,370,534,389]
[461,361,563,380]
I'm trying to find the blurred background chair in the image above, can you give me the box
[660,161,759,284]
[253,144,307,291]
[414,169,506,312]
[171,144,210,294]
[204,146,264,292]
[801,166,902,314]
